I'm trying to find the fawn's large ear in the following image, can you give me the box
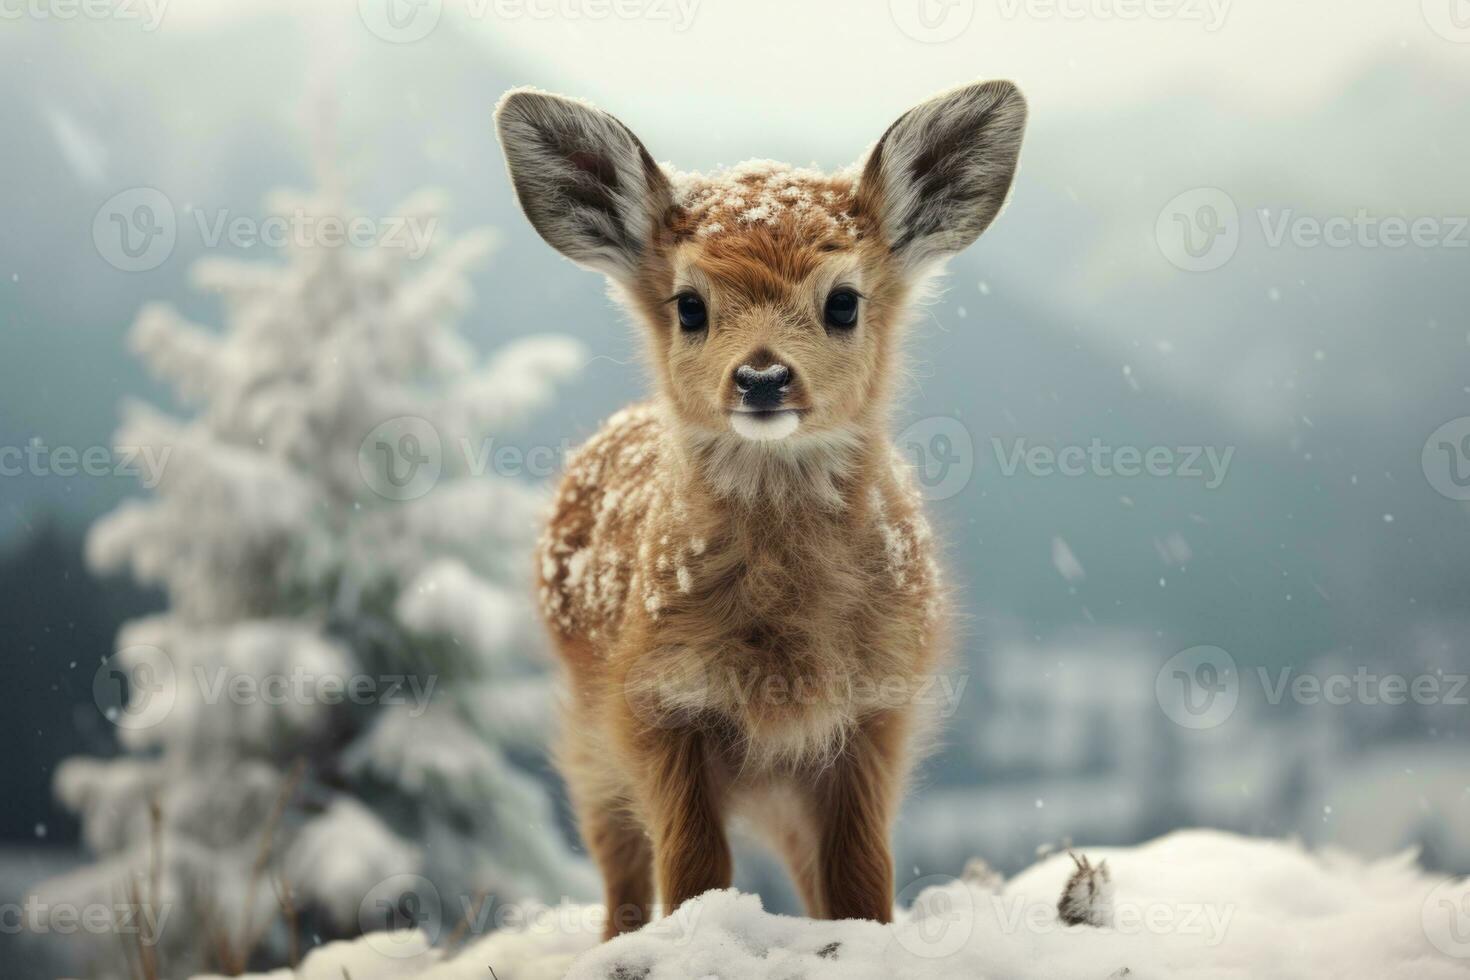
[495,88,672,284]
[858,80,1027,272]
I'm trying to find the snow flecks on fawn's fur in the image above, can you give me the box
[872,448,945,627]
[667,161,862,244]
[538,405,668,641]
[538,405,942,665]
[536,403,733,640]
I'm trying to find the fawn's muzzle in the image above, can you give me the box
[734,363,791,410]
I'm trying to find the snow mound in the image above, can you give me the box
[211,830,1470,979]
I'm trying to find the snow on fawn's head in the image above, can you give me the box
[495,81,1026,465]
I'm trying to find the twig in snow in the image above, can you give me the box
[1058,851,1113,927]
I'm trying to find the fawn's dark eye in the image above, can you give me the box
[824,289,859,329]
[676,293,708,331]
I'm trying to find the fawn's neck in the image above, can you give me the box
[671,417,889,531]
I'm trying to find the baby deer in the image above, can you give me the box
[495,81,1026,938]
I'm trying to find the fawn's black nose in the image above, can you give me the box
[734,363,791,410]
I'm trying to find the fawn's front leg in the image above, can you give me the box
[636,726,733,915]
[813,713,908,922]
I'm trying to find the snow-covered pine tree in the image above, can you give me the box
[40,178,591,977]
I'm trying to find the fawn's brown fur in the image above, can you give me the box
[495,80,1026,938]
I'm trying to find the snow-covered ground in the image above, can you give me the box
[207,830,1470,980]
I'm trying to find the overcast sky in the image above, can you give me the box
[151,0,1470,135]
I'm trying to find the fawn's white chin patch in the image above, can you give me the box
[730,410,800,442]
